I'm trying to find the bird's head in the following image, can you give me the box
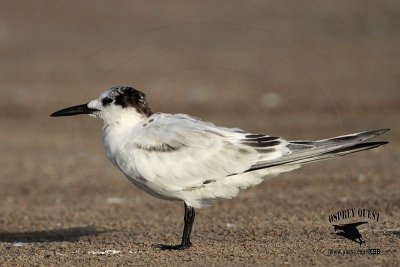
[51,86,153,124]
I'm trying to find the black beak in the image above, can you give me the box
[50,103,99,117]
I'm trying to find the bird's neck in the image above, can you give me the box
[102,111,148,161]
[102,107,147,125]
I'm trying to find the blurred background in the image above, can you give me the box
[0,1,399,265]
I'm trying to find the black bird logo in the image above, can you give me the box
[333,221,368,245]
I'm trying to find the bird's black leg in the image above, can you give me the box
[158,202,195,250]
[181,202,195,248]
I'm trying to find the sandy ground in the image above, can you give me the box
[0,1,399,266]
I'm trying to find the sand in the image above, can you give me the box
[0,1,399,266]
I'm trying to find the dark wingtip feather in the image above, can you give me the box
[326,128,390,143]
[370,128,390,135]
[357,128,390,139]
[333,141,389,155]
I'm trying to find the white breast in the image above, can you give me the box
[102,122,182,201]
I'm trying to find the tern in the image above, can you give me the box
[51,86,389,250]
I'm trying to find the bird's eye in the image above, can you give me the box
[102,97,113,106]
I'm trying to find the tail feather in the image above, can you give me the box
[246,129,389,172]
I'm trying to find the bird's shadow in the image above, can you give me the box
[0,226,107,243]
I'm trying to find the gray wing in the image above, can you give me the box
[122,113,290,190]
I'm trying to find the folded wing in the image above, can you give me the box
[119,114,289,191]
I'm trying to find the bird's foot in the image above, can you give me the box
[155,242,192,250]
